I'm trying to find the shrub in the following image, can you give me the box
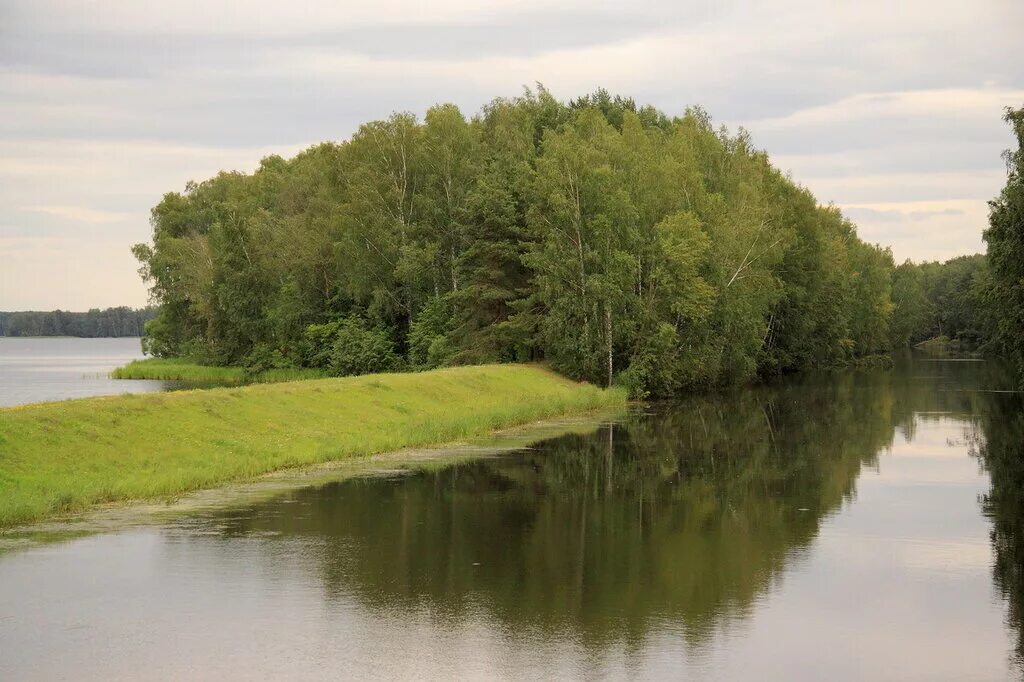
[303,316,399,376]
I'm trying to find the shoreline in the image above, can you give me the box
[0,364,625,527]
[0,408,626,552]
[110,357,327,383]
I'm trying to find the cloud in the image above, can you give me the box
[25,206,132,223]
[748,88,1024,130]
[0,0,1021,308]
[843,207,964,224]
[6,0,574,35]
[908,208,964,221]
[0,235,147,310]
[0,138,306,308]
[0,235,68,253]
[836,200,988,261]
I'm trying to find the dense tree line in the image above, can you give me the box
[133,88,899,396]
[0,307,156,337]
[983,107,1024,388]
[889,254,990,350]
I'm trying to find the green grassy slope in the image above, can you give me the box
[0,364,624,526]
[111,357,326,382]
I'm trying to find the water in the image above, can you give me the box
[1,358,1022,680]
[0,337,169,406]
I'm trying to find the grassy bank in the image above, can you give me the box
[111,357,327,383]
[0,365,624,527]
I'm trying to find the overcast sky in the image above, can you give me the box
[1,1,1022,310]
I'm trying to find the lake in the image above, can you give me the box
[1,354,1022,680]
[0,337,169,406]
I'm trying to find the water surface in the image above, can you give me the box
[1,359,1022,680]
[0,337,170,406]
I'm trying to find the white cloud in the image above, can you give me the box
[0,138,308,308]
[839,199,989,261]
[10,0,577,34]
[746,88,1024,130]
[1,235,146,310]
[0,0,1021,308]
[800,170,1006,204]
[25,206,132,224]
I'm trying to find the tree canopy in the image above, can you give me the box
[889,254,990,350]
[984,107,1024,387]
[134,88,899,396]
[0,307,155,337]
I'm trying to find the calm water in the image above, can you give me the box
[2,358,1023,680]
[0,337,170,406]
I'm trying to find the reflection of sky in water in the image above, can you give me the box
[699,418,1007,681]
[0,362,1021,680]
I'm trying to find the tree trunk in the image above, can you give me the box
[450,243,458,292]
[605,302,613,387]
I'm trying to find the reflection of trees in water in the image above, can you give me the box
[205,370,901,648]
[974,390,1024,668]
[886,356,1024,668]
[887,358,1024,670]
[162,359,1024,664]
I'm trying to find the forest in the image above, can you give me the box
[0,307,156,338]
[132,90,1024,395]
[889,254,990,351]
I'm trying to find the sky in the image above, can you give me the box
[1,1,1022,311]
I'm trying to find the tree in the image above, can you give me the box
[984,107,1024,385]
[890,261,930,347]
[131,88,904,395]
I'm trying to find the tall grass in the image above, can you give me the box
[110,357,327,383]
[0,364,625,526]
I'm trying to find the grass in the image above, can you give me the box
[0,364,625,527]
[111,357,327,383]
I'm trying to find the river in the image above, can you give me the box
[0,346,1022,680]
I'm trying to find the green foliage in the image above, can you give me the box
[889,254,990,351]
[984,107,1024,387]
[133,89,897,396]
[890,261,930,347]
[407,296,455,368]
[242,343,297,375]
[892,107,1024,373]
[0,307,155,338]
[111,357,326,383]
[328,318,399,377]
[304,317,399,377]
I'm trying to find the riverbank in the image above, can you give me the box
[0,364,625,527]
[111,357,327,383]
[914,335,984,358]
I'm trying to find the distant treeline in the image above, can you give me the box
[0,307,157,338]
[890,254,989,350]
[131,89,1024,393]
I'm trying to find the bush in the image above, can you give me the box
[303,316,399,376]
[301,321,340,368]
[407,297,455,369]
[243,343,296,375]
